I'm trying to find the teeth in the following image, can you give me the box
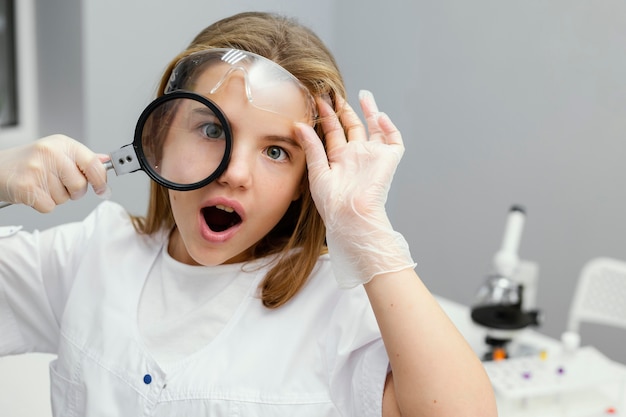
[215,204,235,213]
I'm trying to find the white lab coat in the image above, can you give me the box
[0,201,389,416]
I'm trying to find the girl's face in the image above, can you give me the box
[167,65,310,266]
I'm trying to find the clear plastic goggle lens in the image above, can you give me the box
[165,48,317,125]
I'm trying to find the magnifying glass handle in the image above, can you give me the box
[107,144,141,176]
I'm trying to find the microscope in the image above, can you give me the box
[471,205,542,361]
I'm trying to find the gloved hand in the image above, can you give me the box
[295,90,416,288]
[0,134,110,213]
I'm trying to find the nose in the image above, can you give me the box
[216,141,253,189]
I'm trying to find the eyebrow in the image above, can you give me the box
[266,135,302,149]
[191,107,219,117]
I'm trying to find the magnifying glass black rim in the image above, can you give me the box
[133,91,232,191]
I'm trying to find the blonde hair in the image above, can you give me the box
[131,11,346,308]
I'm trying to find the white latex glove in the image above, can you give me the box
[0,134,110,213]
[295,90,416,288]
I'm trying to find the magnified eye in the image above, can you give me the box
[266,145,288,161]
[202,122,224,139]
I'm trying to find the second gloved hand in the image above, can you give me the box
[295,90,416,288]
[0,134,109,212]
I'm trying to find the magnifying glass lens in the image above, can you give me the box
[136,94,231,190]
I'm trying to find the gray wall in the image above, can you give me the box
[333,0,626,362]
[3,0,626,367]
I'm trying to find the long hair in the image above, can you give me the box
[131,12,346,308]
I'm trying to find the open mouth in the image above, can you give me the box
[202,204,242,232]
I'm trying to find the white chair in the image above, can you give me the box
[566,257,626,340]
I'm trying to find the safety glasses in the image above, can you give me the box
[165,48,317,125]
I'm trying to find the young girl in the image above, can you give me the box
[0,11,497,417]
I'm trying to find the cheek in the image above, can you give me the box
[169,190,184,205]
[168,190,193,216]
[292,175,306,201]
[262,180,300,213]
[261,159,306,201]
[292,166,307,201]
[266,168,305,203]
[167,191,181,220]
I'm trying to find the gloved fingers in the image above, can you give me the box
[359,90,405,148]
[55,139,109,201]
[47,177,74,206]
[334,95,368,144]
[74,146,109,197]
[0,135,110,212]
[7,169,56,213]
[359,90,383,143]
[26,139,86,211]
[36,139,93,204]
[294,121,330,182]
[94,154,113,199]
[27,190,56,213]
[359,89,380,115]
[377,112,404,148]
[316,97,347,152]
[23,177,73,213]
[52,148,88,201]
[317,95,368,156]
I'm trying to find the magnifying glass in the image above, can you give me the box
[0,91,232,209]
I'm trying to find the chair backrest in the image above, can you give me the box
[566,257,626,334]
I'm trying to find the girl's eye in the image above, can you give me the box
[265,146,288,161]
[201,123,224,139]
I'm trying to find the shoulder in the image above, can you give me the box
[75,201,166,250]
[86,200,131,226]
